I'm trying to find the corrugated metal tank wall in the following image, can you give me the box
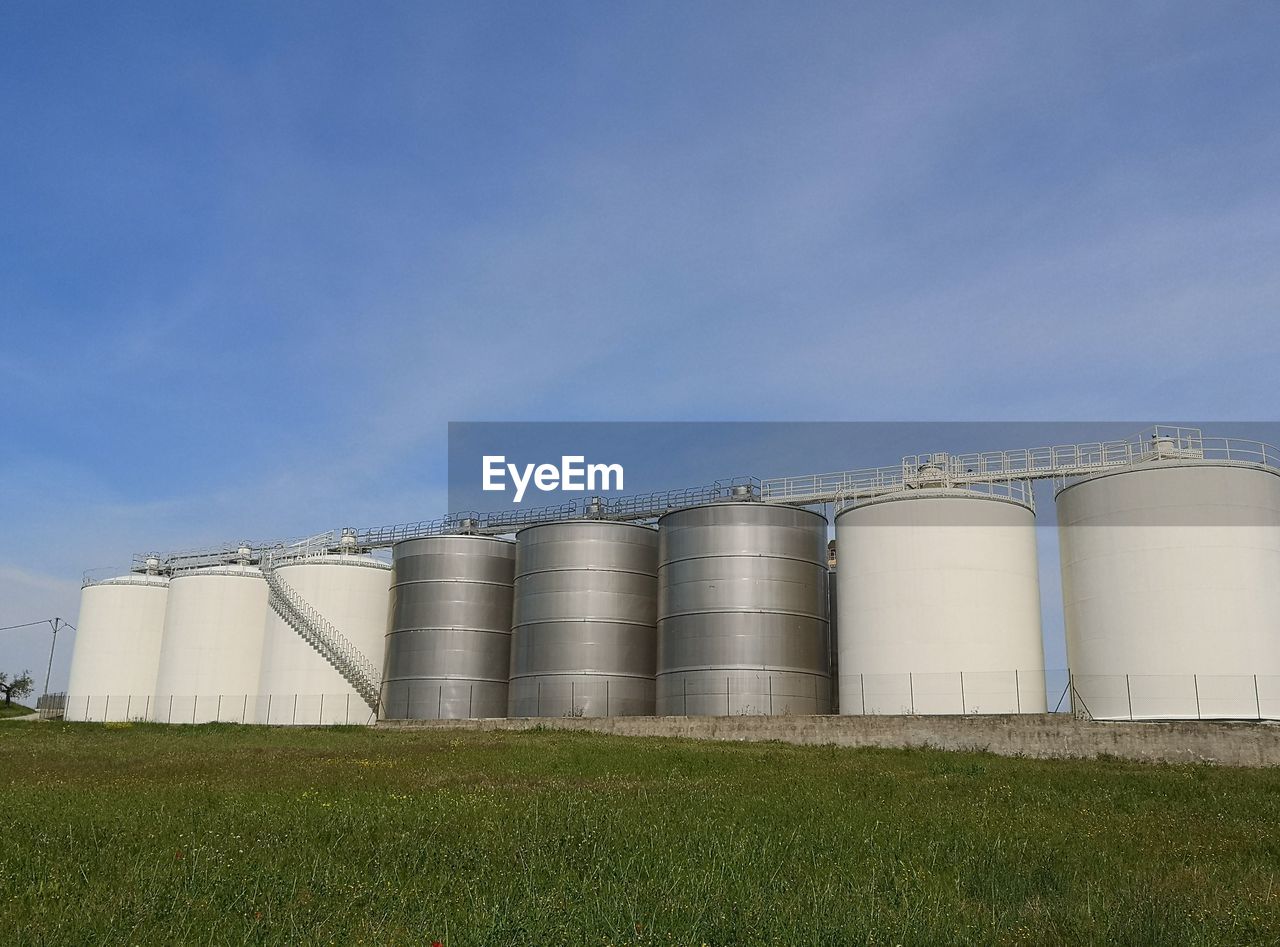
[508,521,658,717]
[152,565,268,723]
[836,490,1045,715]
[656,503,831,715]
[381,535,515,720]
[258,555,391,725]
[1058,462,1280,719]
[65,575,169,721]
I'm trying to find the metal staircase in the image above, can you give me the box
[261,561,382,714]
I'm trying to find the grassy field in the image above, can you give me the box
[0,702,34,719]
[1,723,1278,945]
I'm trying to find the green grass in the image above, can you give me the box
[2,724,1278,945]
[0,701,34,719]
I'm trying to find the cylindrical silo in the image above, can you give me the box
[65,574,169,722]
[509,521,658,717]
[827,563,839,714]
[1058,462,1280,720]
[152,565,268,723]
[381,535,515,720]
[836,489,1046,715]
[657,503,831,716]
[258,554,391,725]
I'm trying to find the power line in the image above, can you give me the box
[0,619,60,633]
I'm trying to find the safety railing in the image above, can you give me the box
[125,425,1280,563]
[598,477,760,520]
[483,501,578,531]
[757,426,1280,506]
[81,567,170,588]
[833,478,1036,513]
[354,513,483,547]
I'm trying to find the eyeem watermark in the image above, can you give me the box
[483,455,624,503]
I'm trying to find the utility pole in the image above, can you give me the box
[44,618,63,696]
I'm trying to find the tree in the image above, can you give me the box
[0,670,33,707]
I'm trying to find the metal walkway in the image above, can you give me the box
[127,424,1279,571]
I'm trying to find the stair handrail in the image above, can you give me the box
[259,555,381,712]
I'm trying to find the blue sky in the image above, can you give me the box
[2,2,1278,689]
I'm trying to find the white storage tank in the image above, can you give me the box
[152,564,269,723]
[258,554,391,725]
[65,574,170,722]
[836,488,1046,715]
[1058,462,1280,720]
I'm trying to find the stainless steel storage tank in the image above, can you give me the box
[381,535,515,719]
[509,521,658,717]
[836,488,1045,715]
[258,553,391,725]
[66,573,169,722]
[1058,461,1280,720]
[656,503,830,715]
[152,564,269,723]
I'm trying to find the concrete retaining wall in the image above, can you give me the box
[377,714,1280,767]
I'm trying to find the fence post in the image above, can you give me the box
[404,683,410,720]
[144,695,150,721]
[192,698,197,724]
[538,681,543,717]
[571,681,576,715]
[1256,675,1262,721]
[104,694,110,722]
[909,673,915,715]
[1126,674,1133,720]
[126,694,132,720]
[469,685,474,719]
[1015,670,1021,714]
[860,674,866,715]
[293,694,298,725]
[959,671,966,715]
[769,676,773,716]
[605,680,609,717]
[85,695,91,720]
[347,693,351,725]
[726,675,730,716]
[1194,674,1201,720]
[683,677,688,716]
[266,693,272,726]
[217,694,222,722]
[319,693,324,725]
[437,686,442,720]
[242,694,248,724]
[168,695,173,724]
